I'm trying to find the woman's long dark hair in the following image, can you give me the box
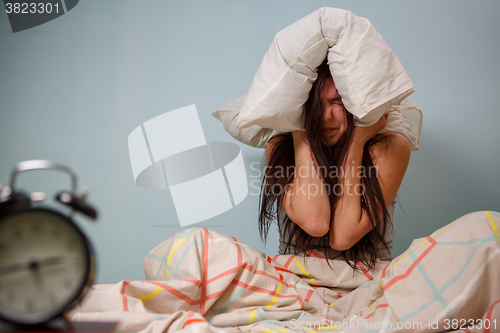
[258,60,390,270]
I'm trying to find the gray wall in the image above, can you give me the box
[1,1,499,283]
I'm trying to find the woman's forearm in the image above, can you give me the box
[330,139,366,242]
[283,131,330,237]
[328,116,390,251]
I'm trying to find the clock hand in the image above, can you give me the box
[37,256,66,267]
[0,262,30,275]
[0,256,67,276]
[33,262,43,288]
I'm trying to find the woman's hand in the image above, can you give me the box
[352,114,389,146]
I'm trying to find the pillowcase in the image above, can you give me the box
[212,95,283,149]
[213,95,422,151]
[231,7,417,132]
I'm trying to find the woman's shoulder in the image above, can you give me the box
[265,134,289,164]
[369,132,411,190]
[370,132,411,160]
[266,134,285,148]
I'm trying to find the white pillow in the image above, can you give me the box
[213,96,422,151]
[212,95,284,149]
[231,7,417,132]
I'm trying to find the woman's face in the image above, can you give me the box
[320,77,348,146]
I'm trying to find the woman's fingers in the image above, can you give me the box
[353,114,388,144]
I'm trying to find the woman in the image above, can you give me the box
[259,60,411,269]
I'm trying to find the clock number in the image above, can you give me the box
[31,223,42,234]
[49,293,57,305]
[14,226,23,239]
[66,240,76,251]
[25,299,35,313]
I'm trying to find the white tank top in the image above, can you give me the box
[278,200,396,261]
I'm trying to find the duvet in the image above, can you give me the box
[71,211,500,332]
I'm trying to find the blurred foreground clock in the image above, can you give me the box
[0,160,97,331]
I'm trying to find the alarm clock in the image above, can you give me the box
[0,160,97,330]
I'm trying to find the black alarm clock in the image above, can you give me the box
[0,160,97,331]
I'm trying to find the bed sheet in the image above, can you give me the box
[71,211,500,332]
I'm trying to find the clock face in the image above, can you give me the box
[0,209,92,325]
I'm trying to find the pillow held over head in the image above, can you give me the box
[213,7,422,150]
[213,96,422,150]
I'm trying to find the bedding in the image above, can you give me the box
[71,211,500,332]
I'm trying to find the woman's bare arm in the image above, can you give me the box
[328,121,411,251]
[265,118,410,251]
[265,133,331,237]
